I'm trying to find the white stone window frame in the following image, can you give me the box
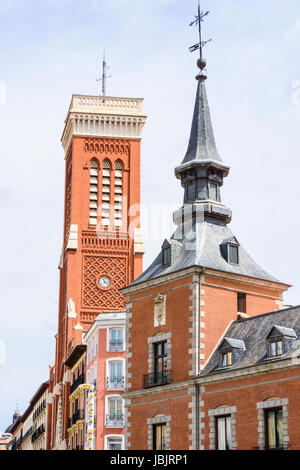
[147,415,171,451]
[208,406,237,450]
[106,327,126,353]
[106,358,125,390]
[256,398,289,450]
[105,394,125,429]
[147,332,172,375]
[104,434,125,450]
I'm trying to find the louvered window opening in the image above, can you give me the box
[102,160,111,227]
[90,160,99,226]
[114,161,123,228]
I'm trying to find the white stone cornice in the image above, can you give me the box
[122,379,193,400]
[61,95,147,153]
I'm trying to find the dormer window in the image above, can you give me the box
[266,325,297,359]
[218,337,245,369]
[161,240,172,267]
[220,237,240,266]
[162,247,171,267]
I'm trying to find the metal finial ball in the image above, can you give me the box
[197,58,207,70]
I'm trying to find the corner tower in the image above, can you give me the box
[49,94,147,449]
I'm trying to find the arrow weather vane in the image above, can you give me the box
[189,0,212,60]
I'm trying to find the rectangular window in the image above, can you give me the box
[229,245,239,264]
[265,408,283,449]
[162,248,171,266]
[237,293,246,313]
[154,342,168,384]
[221,351,233,367]
[210,183,218,200]
[108,398,123,421]
[108,438,122,450]
[153,424,167,450]
[109,329,124,351]
[216,415,232,450]
[270,340,283,357]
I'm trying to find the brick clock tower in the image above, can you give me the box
[49,94,147,449]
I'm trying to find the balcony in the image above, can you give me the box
[72,409,84,425]
[143,370,172,389]
[22,427,32,443]
[109,343,124,353]
[106,413,124,427]
[253,444,290,451]
[33,400,46,421]
[31,424,45,444]
[106,376,125,390]
[70,373,85,395]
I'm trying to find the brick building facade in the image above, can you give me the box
[121,49,295,450]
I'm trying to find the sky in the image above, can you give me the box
[1,0,300,431]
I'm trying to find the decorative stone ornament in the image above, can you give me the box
[154,294,166,327]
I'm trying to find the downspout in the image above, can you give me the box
[195,383,200,450]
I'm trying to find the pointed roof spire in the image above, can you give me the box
[181,75,223,166]
[177,1,226,170]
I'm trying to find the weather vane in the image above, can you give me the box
[189,0,212,62]
[96,50,111,96]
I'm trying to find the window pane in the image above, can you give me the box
[217,417,226,450]
[277,341,283,356]
[267,411,276,448]
[108,439,122,450]
[271,342,277,356]
[276,409,283,447]
[226,417,232,450]
[154,424,166,450]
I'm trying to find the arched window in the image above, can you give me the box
[114,161,123,227]
[102,160,111,227]
[89,160,98,226]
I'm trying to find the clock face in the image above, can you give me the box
[99,276,111,289]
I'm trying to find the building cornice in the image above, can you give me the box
[61,95,147,154]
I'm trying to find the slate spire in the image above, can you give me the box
[181,68,223,166]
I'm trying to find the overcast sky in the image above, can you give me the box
[1,0,300,431]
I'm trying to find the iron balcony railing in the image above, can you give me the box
[31,424,45,444]
[143,370,172,389]
[22,427,32,443]
[253,444,290,451]
[106,376,125,390]
[70,373,85,395]
[109,342,124,352]
[105,413,124,427]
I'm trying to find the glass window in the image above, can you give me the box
[228,245,239,264]
[270,339,283,357]
[110,361,123,380]
[154,342,168,384]
[110,329,124,351]
[265,408,283,449]
[108,437,122,450]
[216,415,232,450]
[153,424,167,450]
[108,398,123,421]
[221,351,233,367]
[162,247,171,266]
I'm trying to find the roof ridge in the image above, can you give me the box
[234,305,300,324]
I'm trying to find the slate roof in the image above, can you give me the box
[221,338,245,350]
[179,79,223,167]
[199,306,300,377]
[130,218,283,286]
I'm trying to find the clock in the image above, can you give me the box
[99,276,111,289]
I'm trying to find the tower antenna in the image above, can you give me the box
[189,0,212,61]
[96,50,112,96]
